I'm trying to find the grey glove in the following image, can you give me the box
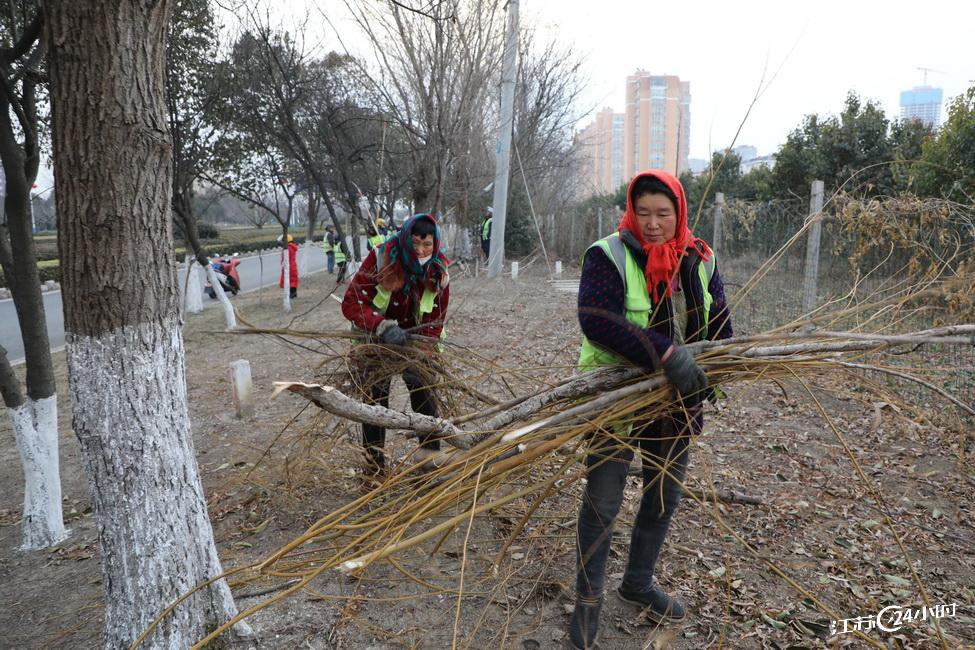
[377,320,408,346]
[662,345,708,405]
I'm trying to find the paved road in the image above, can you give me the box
[1,242,336,365]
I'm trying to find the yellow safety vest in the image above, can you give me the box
[577,232,715,371]
[362,246,446,345]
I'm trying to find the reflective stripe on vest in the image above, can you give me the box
[368,234,384,248]
[577,232,715,371]
[371,248,442,331]
[372,285,438,317]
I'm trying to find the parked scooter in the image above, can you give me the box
[205,254,242,299]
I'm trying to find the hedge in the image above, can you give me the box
[2,237,312,288]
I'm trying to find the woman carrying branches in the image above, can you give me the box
[569,171,734,649]
[341,214,450,477]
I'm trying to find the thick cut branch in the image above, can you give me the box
[278,325,975,452]
[273,382,468,448]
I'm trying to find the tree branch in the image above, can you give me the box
[2,11,41,63]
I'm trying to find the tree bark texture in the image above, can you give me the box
[0,14,67,550]
[45,2,242,646]
[0,87,54,400]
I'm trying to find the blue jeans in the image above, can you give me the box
[327,252,335,273]
[575,411,698,599]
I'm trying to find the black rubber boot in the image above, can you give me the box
[567,595,602,649]
[617,582,686,623]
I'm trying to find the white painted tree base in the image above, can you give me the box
[68,319,248,647]
[184,258,203,315]
[203,264,236,329]
[282,253,292,313]
[10,396,69,550]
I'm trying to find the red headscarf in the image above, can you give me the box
[617,170,712,301]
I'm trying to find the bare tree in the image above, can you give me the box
[44,1,246,646]
[342,0,504,215]
[213,24,353,252]
[207,138,303,311]
[510,30,587,246]
[0,4,67,550]
[167,0,240,325]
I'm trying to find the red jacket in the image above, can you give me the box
[341,249,449,338]
[279,241,299,288]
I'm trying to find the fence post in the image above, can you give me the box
[597,207,603,240]
[555,260,562,278]
[511,261,519,279]
[713,192,725,253]
[802,180,825,313]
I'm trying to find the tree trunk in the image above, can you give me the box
[304,187,319,242]
[1,344,66,550]
[280,224,291,313]
[0,70,67,552]
[45,2,245,647]
[174,196,235,327]
[173,192,209,267]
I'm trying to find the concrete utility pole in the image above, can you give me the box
[487,0,519,279]
[802,180,825,313]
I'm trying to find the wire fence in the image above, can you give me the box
[713,193,975,421]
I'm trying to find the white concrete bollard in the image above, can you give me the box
[230,359,255,419]
[511,261,519,279]
[555,260,563,278]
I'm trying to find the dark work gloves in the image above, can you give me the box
[401,366,423,389]
[377,320,408,346]
[662,345,708,406]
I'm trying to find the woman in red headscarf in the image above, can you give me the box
[568,171,734,649]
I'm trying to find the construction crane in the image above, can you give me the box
[917,66,944,86]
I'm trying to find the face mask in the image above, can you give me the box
[417,255,432,265]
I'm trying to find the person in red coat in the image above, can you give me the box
[341,213,450,474]
[279,234,299,298]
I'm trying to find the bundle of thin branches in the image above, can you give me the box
[165,321,974,648]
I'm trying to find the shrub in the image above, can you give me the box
[197,222,219,239]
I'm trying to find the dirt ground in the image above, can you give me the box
[1,261,973,649]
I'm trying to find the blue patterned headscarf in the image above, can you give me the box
[377,213,450,293]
